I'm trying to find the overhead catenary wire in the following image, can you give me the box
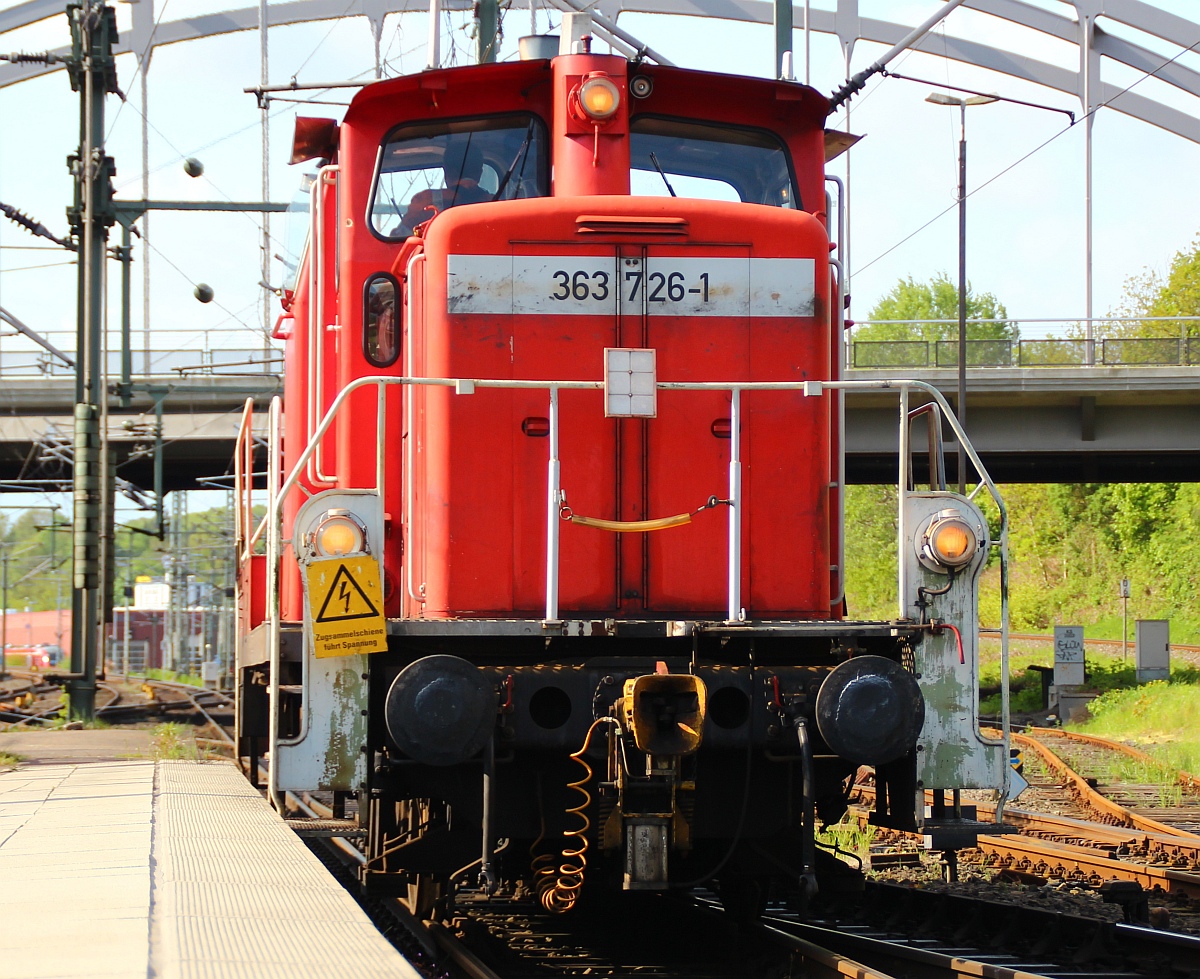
[105,0,173,139]
[856,35,1200,277]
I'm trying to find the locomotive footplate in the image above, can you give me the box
[385,617,924,640]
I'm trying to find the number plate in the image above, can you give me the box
[447,255,815,317]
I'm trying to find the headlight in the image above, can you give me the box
[311,509,368,557]
[920,511,979,571]
[577,76,620,121]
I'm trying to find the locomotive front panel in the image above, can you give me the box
[412,198,831,619]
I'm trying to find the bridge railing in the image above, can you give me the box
[0,328,282,377]
[851,335,1200,369]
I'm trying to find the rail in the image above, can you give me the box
[850,333,1200,370]
[259,373,1011,810]
[0,334,282,377]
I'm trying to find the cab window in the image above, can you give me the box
[369,114,548,239]
[630,117,799,209]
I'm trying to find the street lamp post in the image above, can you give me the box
[926,91,998,494]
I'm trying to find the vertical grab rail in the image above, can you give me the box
[897,384,910,619]
[308,165,339,487]
[265,395,284,812]
[907,402,947,491]
[727,388,742,622]
[404,251,427,610]
[232,397,254,773]
[545,387,561,622]
[829,256,846,610]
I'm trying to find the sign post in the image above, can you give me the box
[1119,578,1131,660]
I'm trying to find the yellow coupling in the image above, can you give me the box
[618,673,707,757]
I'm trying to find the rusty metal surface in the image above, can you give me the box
[991,728,1200,840]
[1025,725,1200,794]
[976,833,1200,900]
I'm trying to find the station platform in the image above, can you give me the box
[0,759,421,979]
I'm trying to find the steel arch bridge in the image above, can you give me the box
[3,0,1199,143]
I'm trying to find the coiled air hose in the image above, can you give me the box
[531,717,619,913]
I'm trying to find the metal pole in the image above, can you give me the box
[804,0,811,85]
[774,0,793,79]
[477,0,498,63]
[123,526,131,675]
[1,547,7,676]
[1123,593,1128,661]
[1,547,8,680]
[68,0,117,721]
[259,0,271,363]
[119,222,131,407]
[1082,13,1095,365]
[51,516,61,655]
[140,56,150,376]
[154,397,165,539]
[957,104,968,495]
[427,0,441,70]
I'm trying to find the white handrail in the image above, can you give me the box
[308,165,339,487]
[263,372,1010,808]
[265,395,284,812]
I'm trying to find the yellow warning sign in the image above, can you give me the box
[305,557,388,658]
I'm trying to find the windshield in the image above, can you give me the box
[630,117,798,209]
[369,114,547,239]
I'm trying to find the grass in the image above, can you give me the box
[0,752,21,767]
[1070,680,1200,780]
[817,814,876,866]
[143,669,203,688]
[148,722,217,761]
[149,722,202,760]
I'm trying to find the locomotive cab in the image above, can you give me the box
[235,19,1017,919]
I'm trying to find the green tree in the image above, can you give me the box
[1104,235,1200,340]
[857,273,1016,343]
[0,502,240,614]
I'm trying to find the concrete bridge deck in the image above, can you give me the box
[0,367,1195,490]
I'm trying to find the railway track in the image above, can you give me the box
[0,669,234,747]
[856,724,1200,906]
[1014,727,1200,837]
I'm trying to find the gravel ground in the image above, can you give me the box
[863,839,1200,935]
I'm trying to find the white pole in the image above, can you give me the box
[727,389,742,622]
[804,0,811,85]
[1083,14,1095,365]
[427,0,441,70]
[545,387,560,622]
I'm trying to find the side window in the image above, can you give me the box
[364,274,399,368]
[369,114,547,240]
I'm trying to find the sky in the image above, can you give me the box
[0,0,1199,514]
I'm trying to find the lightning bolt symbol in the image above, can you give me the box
[338,580,352,614]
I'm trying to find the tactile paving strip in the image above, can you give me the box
[0,759,420,979]
[149,761,420,979]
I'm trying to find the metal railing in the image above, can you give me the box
[250,371,1012,812]
[851,336,1200,369]
[0,328,282,377]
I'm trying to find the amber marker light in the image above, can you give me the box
[578,76,620,121]
[923,514,978,569]
[314,511,367,557]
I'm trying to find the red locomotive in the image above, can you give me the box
[235,19,1015,917]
